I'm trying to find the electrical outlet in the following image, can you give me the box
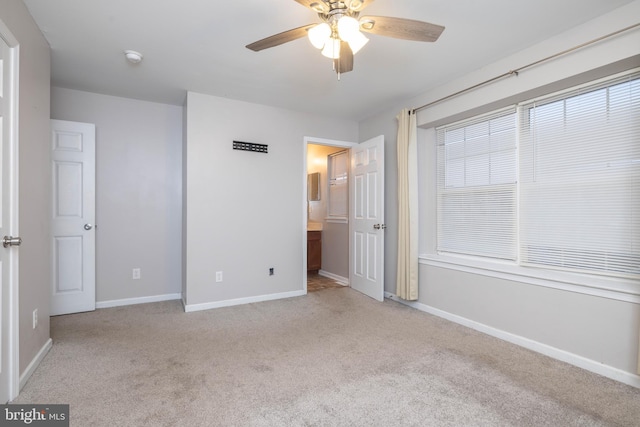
[32,309,38,329]
[132,268,141,280]
[215,271,223,282]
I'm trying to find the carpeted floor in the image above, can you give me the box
[13,289,640,426]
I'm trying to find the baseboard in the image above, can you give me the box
[20,338,52,391]
[318,270,349,286]
[184,290,306,313]
[385,292,640,389]
[96,293,182,309]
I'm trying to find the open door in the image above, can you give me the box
[349,135,385,301]
[0,29,19,403]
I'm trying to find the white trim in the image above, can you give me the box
[303,136,358,148]
[325,217,348,224]
[96,293,182,309]
[19,338,52,392]
[420,255,640,304]
[184,290,305,313]
[318,270,349,286]
[385,292,640,389]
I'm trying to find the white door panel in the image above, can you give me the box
[0,33,19,403]
[50,120,96,316]
[349,135,384,301]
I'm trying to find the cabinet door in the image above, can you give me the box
[307,231,322,271]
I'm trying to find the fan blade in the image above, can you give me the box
[359,16,445,42]
[334,41,354,74]
[293,0,329,13]
[246,24,316,52]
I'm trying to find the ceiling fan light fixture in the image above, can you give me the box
[246,2,446,77]
[308,23,331,49]
[321,37,341,59]
[337,16,360,42]
[348,31,369,54]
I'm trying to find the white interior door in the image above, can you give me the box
[0,32,19,403]
[349,135,385,301]
[50,119,96,316]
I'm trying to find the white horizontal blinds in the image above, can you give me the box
[519,73,640,277]
[437,109,517,260]
[328,150,348,217]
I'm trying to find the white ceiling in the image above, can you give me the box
[23,0,634,121]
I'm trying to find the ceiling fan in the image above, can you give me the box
[246,0,445,77]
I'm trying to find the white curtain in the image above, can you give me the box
[396,109,419,300]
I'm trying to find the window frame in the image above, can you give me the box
[518,72,639,279]
[436,107,518,261]
[326,149,349,222]
[424,68,640,304]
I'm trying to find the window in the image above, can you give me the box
[435,71,640,279]
[437,109,517,260]
[519,74,640,277]
[327,150,348,219]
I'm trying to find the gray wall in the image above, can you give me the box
[359,1,640,379]
[0,0,52,375]
[183,92,358,307]
[51,88,183,303]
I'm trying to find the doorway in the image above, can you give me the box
[302,135,386,301]
[303,137,357,294]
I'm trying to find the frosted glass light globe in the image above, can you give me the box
[348,31,369,54]
[308,23,331,49]
[321,38,341,59]
[337,16,360,42]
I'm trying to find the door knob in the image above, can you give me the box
[2,236,22,248]
[373,224,387,230]
[84,224,93,230]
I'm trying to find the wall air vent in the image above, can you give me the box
[233,141,268,153]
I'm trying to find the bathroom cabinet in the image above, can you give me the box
[307,231,322,272]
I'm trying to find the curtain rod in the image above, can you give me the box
[412,22,640,114]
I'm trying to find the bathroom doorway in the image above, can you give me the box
[303,137,357,293]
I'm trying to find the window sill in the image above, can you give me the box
[419,253,640,304]
[325,217,348,224]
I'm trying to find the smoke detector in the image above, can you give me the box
[124,50,143,64]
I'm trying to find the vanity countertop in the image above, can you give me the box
[307,222,323,231]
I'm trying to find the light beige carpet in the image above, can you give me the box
[14,288,640,426]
